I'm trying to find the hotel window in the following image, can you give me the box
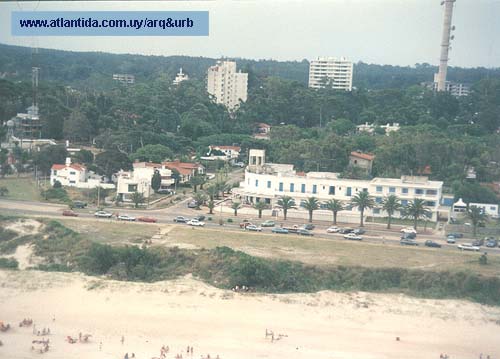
[279,182,283,192]
[373,208,381,214]
[346,187,352,196]
[267,181,271,188]
[329,186,335,195]
[415,188,424,195]
[301,184,306,193]
[425,201,436,207]
[376,186,382,192]
[290,183,295,192]
[402,188,408,194]
[389,187,396,193]
[375,197,382,204]
[312,185,317,194]
[401,199,408,206]
[426,189,437,196]
[255,180,258,187]
[70,171,76,175]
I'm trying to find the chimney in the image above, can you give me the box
[65,157,71,166]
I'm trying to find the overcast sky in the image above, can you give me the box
[0,0,499,67]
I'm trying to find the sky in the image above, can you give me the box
[0,0,499,68]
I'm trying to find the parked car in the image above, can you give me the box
[187,219,205,227]
[193,215,206,221]
[234,162,245,168]
[458,243,480,252]
[400,238,418,246]
[187,201,198,208]
[239,220,252,228]
[447,232,463,238]
[297,228,313,236]
[174,216,189,223]
[137,217,158,223]
[157,188,175,195]
[326,226,341,233]
[343,233,362,241]
[353,228,365,235]
[486,239,498,248]
[117,214,136,221]
[472,239,484,247]
[302,224,315,231]
[245,224,262,232]
[401,232,416,240]
[339,227,354,234]
[425,240,442,248]
[94,211,113,218]
[446,235,457,244]
[62,210,78,217]
[272,227,289,234]
[261,220,275,227]
[401,227,417,234]
[72,201,87,208]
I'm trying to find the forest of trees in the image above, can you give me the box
[1,43,500,204]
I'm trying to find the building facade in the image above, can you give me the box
[116,162,174,201]
[112,74,135,85]
[12,105,42,140]
[50,158,115,189]
[233,150,444,221]
[308,57,353,91]
[162,160,205,184]
[207,61,248,111]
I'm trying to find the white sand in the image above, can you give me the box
[1,270,499,359]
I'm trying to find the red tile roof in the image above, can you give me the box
[350,151,375,161]
[257,123,271,128]
[51,163,86,171]
[163,161,202,175]
[213,145,241,152]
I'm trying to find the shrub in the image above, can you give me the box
[227,218,233,223]
[0,257,19,269]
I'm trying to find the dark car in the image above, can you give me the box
[353,228,366,235]
[193,215,206,221]
[447,232,463,238]
[339,228,354,234]
[472,239,484,247]
[62,210,78,217]
[297,229,314,236]
[302,224,315,231]
[425,240,442,248]
[401,232,416,240]
[174,216,189,223]
[72,201,87,208]
[157,188,174,195]
[137,217,158,223]
[400,238,418,246]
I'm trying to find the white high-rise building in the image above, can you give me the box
[308,57,353,91]
[207,61,248,111]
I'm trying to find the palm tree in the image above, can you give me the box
[324,199,343,225]
[0,187,8,197]
[206,185,217,201]
[404,199,431,230]
[193,192,207,210]
[303,197,320,223]
[131,191,145,209]
[381,194,401,229]
[277,196,296,220]
[231,201,241,216]
[253,201,269,218]
[207,199,215,214]
[466,205,486,237]
[351,190,375,227]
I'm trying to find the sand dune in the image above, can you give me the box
[0,269,499,359]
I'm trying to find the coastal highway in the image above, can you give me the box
[1,198,499,255]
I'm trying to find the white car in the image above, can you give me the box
[245,224,263,232]
[94,211,113,218]
[401,227,417,234]
[187,219,205,227]
[458,243,480,252]
[117,214,136,221]
[326,226,341,233]
[343,233,363,241]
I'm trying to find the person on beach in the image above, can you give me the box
[121,335,125,345]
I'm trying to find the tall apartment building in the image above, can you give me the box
[308,57,353,91]
[207,61,248,111]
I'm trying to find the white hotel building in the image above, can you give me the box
[207,61,248,111]
[308,57,353,91]
[233,150,445,222]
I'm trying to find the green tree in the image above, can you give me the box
[131,191,145,208]
[151,170,161,193]
[95,150,132,179]
[189,174,205,193]
[231,201,241,216]
[0,187,8,196]
[381,194,401,229]
[206,184,217,201]
[303,197,319,223]
[193,192,207,210]
[277,196,296,220]
[324,199,344,225]
[404,199,431,230]
[253,201,268,219]
[351,190,375,227]
[131,144,173,163]
[466,205,487,237]
[63,110,92,142]
[33,145,68,176]
[207,199,215,214]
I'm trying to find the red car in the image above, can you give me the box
[62,210,78,217]
[137,217,158,223]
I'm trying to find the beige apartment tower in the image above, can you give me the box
[207,61,248,111]
[308,57,353,91]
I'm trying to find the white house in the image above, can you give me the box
[356,122,400,135]
[162,160,205,184]
[50,158,114,189]
[116,162,174,201]
[201,145,241,163]
[232,149,445,222]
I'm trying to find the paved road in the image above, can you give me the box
[1,198,499,255]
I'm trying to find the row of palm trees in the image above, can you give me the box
[276,192,432,229]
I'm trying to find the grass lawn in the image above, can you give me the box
[0,177,41,201]
[167,226,500,278]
